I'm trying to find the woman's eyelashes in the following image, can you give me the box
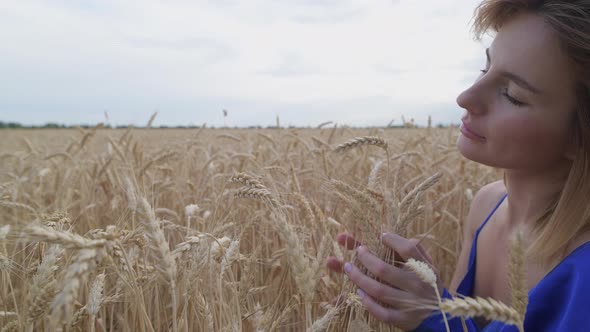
[479,69,527,107]
[502,87,526,107]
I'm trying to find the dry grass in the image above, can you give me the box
[0,126,508,331]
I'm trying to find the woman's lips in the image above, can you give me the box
[460,121,486,141]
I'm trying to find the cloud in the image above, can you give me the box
[259,52,321,77]
[289,7,366,24]
[0,0,485,127]
[373,64,407,76]
[125,36,236,63]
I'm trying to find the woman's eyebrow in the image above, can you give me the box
[486,48,542,95]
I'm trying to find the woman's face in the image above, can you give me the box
[456,12,577,171]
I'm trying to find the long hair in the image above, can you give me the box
[472,0,590,271]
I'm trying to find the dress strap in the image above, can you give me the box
[474,192,508,239]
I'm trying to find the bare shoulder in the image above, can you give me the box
[449,180,507,292]
[465,180,507,237]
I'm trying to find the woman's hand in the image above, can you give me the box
[327,232,443,331]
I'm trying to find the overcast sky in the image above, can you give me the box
[0,0,491,127]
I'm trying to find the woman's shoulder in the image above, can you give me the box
[481,180,506,197]
[472,180,506,207]
[465,180,506,234]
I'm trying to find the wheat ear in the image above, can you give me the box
[334,136,388,153]
[139,197,178,332]
[307,305,339,332]
[27,245,63,325]
[1,320,18,332]
[88,273,106,332]
[439,297,521,326]
[50,247,106,327]
[24,226,106,249]
[405,259,450,332]
[229,172,266,189]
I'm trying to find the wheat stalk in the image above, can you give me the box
[509,228,527,332]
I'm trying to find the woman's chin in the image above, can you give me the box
[456,136,484,163]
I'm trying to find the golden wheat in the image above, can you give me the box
[0,126,508,331]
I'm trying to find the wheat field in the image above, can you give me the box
[0,125,505,331]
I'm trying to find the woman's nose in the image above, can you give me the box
[456,82,486,115]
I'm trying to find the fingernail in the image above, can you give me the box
[357,288,366,299]
[344,262,352,273]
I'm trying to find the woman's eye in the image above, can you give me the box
[502,88,526,107]
[475,70,527,107]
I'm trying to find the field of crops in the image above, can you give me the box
[0,126,502,331]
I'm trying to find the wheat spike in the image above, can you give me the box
[27,245,63,323]
[88,273,106,332]
[24,226,106,249]
[405,258,449,332]
[229,172,266,189]
[307,305,339,332]
[233,186,277,205]
[440,297,521,327]
[146,111,158,128]
[51,247,106,327]
[334,136,388,153]
[0,225,10,240]
[88,273,106,316]
[405,258,436,286]
[138,197,178,332]
[69,305,87,330]
[1,320,18,332]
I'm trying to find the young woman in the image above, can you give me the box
[327,1,590,330]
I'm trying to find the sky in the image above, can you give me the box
[0,0,491,128]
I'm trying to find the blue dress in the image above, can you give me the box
[412,193,590,331]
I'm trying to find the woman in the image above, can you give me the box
[327,1,590,330]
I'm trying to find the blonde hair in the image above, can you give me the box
[472,0,590,271]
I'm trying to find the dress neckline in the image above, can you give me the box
[460,192,590,297]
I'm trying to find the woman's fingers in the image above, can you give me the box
[354,246,418,292]
[326,256,344,273]
[343,260,413,307]
[326,233,360,273]
[341,233,439,330]
[355,289,425,331]
[381,233,432,264]
[336,233,361,250]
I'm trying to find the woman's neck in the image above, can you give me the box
[503,161,571,227]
